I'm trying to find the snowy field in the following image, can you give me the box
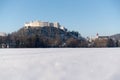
[0,48,120,80]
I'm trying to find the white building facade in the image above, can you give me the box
[24,21,60,28]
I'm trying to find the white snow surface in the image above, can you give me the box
[0,48,120,80]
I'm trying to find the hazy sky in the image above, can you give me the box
[0,0,120,37]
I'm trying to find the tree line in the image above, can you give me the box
[0,26,120,48]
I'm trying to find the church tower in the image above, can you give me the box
[96,33,99,39]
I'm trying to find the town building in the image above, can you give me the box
[87,33,111,47]
[96,33,110,40]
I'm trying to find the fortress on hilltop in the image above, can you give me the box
[24,20,60,28]
[24,20,66,31]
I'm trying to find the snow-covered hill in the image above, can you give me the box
[0,48,120,80]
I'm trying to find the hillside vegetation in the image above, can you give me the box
[0,26,87,48]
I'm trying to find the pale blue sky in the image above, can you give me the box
[0,0,120,37]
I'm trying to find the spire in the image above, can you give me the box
[96,33,99,38]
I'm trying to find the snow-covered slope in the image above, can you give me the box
[0,48,120,80]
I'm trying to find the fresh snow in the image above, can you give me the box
[0,48,120,80]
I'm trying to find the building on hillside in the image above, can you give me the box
[24,20,61,28]
[53,22,60,28]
